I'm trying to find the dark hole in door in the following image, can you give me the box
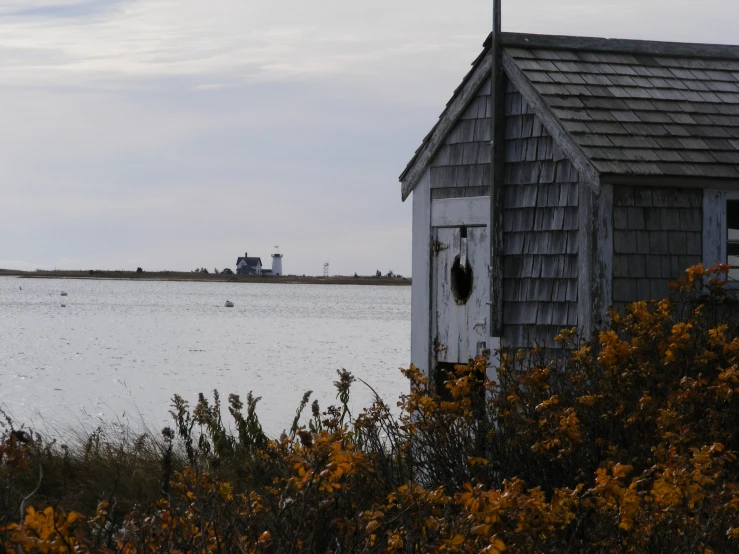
[451,255,473,304]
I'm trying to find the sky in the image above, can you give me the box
[1,0,738,276]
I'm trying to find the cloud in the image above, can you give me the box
[1,0,126,19]
[192,83,228,91]
[0,0,738,275]
[0,1,736,100]
[0,75,417,274]
[0,1,500,89]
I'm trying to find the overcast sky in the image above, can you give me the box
[1,0,737,276]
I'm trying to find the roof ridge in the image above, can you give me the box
[500,32,739,61]
[399,31,739,198]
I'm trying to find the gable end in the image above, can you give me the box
[400,51,492,201]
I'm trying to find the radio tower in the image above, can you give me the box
[323,262,329,278]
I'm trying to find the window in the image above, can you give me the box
[728,200,739,280]
[703,191,739,284]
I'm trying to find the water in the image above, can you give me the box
[0,277,410,436]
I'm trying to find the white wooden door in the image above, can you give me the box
[432,225,489,365]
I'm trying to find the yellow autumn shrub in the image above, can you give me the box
[2,264,739,552]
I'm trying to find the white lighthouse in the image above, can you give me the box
[271,247,283,276]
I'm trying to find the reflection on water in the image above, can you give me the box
[0,277,410,435]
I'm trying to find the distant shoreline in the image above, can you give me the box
[0,269,411,287]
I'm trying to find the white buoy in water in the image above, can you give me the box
[61,292,68,296]
[225,301,234,308]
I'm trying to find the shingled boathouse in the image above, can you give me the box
[400,30,739,381]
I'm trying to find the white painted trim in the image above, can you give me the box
[703,189,739,288]
[703,190,724,269]
[704,190,739,267]
[431,197,490,228]
[577,181,595,338]
[596,184,613,317]
[410,169,432,377]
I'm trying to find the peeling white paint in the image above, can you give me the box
[410,169,432,377]
[432,224,489,365]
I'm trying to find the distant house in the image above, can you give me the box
[236,253,262,275]
[401,31,739,379]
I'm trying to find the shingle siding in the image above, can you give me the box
[611,185,702,307]
[429,77,582,350]
[501,83,579,351]
[429,80,492,198]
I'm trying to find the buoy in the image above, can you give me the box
[61,304,66,308]
[225,301,234,308]
[61,292,68,296]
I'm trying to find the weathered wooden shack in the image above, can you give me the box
[400,32,739,379]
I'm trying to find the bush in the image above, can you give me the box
[2,265,739,553]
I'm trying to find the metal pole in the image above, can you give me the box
[489,0,503,337]
[493,0,501,41]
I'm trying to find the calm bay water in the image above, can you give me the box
[0,277,410,436]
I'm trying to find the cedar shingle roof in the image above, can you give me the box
[400,33,739,198]
[236,256,262,267]
[506,34,739,180]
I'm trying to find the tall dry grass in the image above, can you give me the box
[2,264,739,553]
